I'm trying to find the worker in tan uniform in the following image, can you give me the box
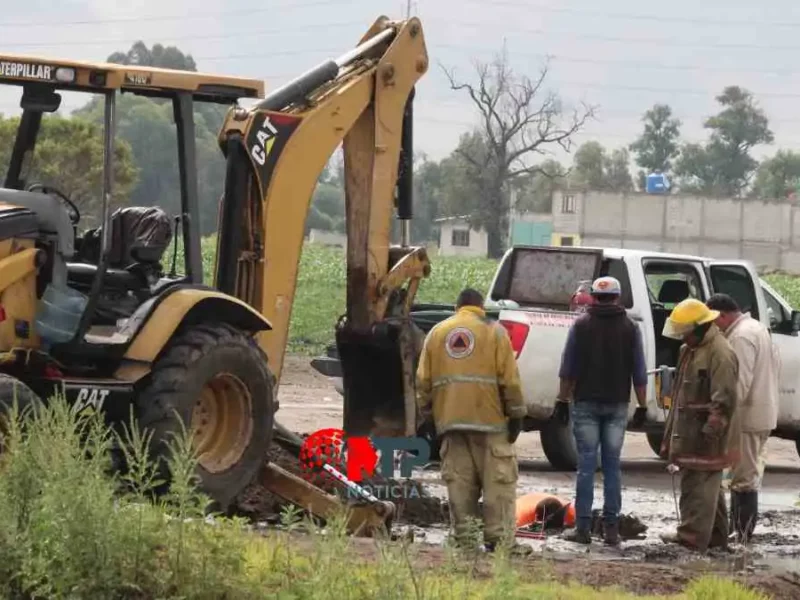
[416,288,526,552]
[659,298,740,552]
[706,293,780,543]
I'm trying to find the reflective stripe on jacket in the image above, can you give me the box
[416,305,526,435]
[660,324,740,471]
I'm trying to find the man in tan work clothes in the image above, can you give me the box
[416,288,527,552]
[706,293,780,543]
[659,298,740,552]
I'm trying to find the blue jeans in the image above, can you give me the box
[571,400,628,531]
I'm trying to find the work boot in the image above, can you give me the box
[661,532,704,552]
[483,541,533,557]
[736,491,758,544]
[729,492,739,539]
[563,527,591,544]
[603,522,620,547]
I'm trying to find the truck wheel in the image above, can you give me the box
[0,375,41,452]
[136,322,275,511]
[540,423,578,471]
[646,431,666,459]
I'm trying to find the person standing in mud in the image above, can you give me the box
[659,298,739,552]
[416,287,527,553]
[556,276,648,547]
[706,293,780,544]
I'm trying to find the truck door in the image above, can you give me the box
[705,260,766,321]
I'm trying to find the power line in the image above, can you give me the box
[0,22,364,50]
[428,18,800,51]
[431,44,800,76]
[10,16,800,53]
[424,97,800,125]
[426,69,800,100]
[460,0,800,28]
[0,0,352,28]
[195,45,800,77]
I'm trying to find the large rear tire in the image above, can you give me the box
[136,322,275,511]
[540,423,578,471]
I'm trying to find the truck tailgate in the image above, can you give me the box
[498,309,578,420]
[500,308,652,421]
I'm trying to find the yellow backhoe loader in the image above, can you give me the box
[0,15,430,534]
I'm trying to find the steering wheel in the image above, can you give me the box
[26,183,80,225]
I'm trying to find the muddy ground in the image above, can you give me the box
[259,356,800,598]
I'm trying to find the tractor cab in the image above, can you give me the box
[0,54,264,369]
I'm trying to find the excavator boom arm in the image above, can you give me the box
[215,16,430,439]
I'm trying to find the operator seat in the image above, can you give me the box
[67,206,173,325]
[652,279,691,367]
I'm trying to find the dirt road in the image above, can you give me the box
[274,356,800,595]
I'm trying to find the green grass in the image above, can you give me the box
[0,391,772,599]
[762,273,800,306]
[186,238,800,355]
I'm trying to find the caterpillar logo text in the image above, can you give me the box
[73,387,110,414]
[251,117,279,166]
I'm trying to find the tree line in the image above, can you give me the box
[2,43,798,257]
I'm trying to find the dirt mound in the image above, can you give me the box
[233,441,448,528]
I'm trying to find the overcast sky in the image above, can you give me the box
[2,0,800,165]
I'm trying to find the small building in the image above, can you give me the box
[435,216,488,257]
[308,228,347,247]
[509,212,553,246]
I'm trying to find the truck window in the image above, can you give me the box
[599,258,633,308]
[643,260,704,368]
[708,264,760,321]
[762,285,788,330]
[490,247,601,308]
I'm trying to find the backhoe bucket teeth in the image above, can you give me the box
[336,320,418,439]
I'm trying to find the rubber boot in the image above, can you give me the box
[563,527,591,544]
[728,492,739,541]
[603,522,620,547]
[737,491,758,544]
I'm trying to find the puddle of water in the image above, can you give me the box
[754,555,800,576]
[759,490,800,509]
[407,466,800,572]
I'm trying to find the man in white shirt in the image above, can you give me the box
[706,293,781,544]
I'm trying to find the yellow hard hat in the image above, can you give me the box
[662,298,719,340]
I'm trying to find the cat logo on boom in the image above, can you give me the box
[73,387,110,415]
[251,117,279,166]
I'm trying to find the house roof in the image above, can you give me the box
[433,215,471,223]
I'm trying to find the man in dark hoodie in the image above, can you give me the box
[556,276,648,546]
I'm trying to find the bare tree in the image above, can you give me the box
[443,51,594,257]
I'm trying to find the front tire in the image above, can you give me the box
[136,322,275,511]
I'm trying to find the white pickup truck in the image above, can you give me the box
[493,245,800,469]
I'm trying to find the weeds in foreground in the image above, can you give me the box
[0,393,776,599]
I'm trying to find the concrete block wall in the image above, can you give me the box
[550,190,800,273]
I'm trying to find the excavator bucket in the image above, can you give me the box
[336,320,418,439]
